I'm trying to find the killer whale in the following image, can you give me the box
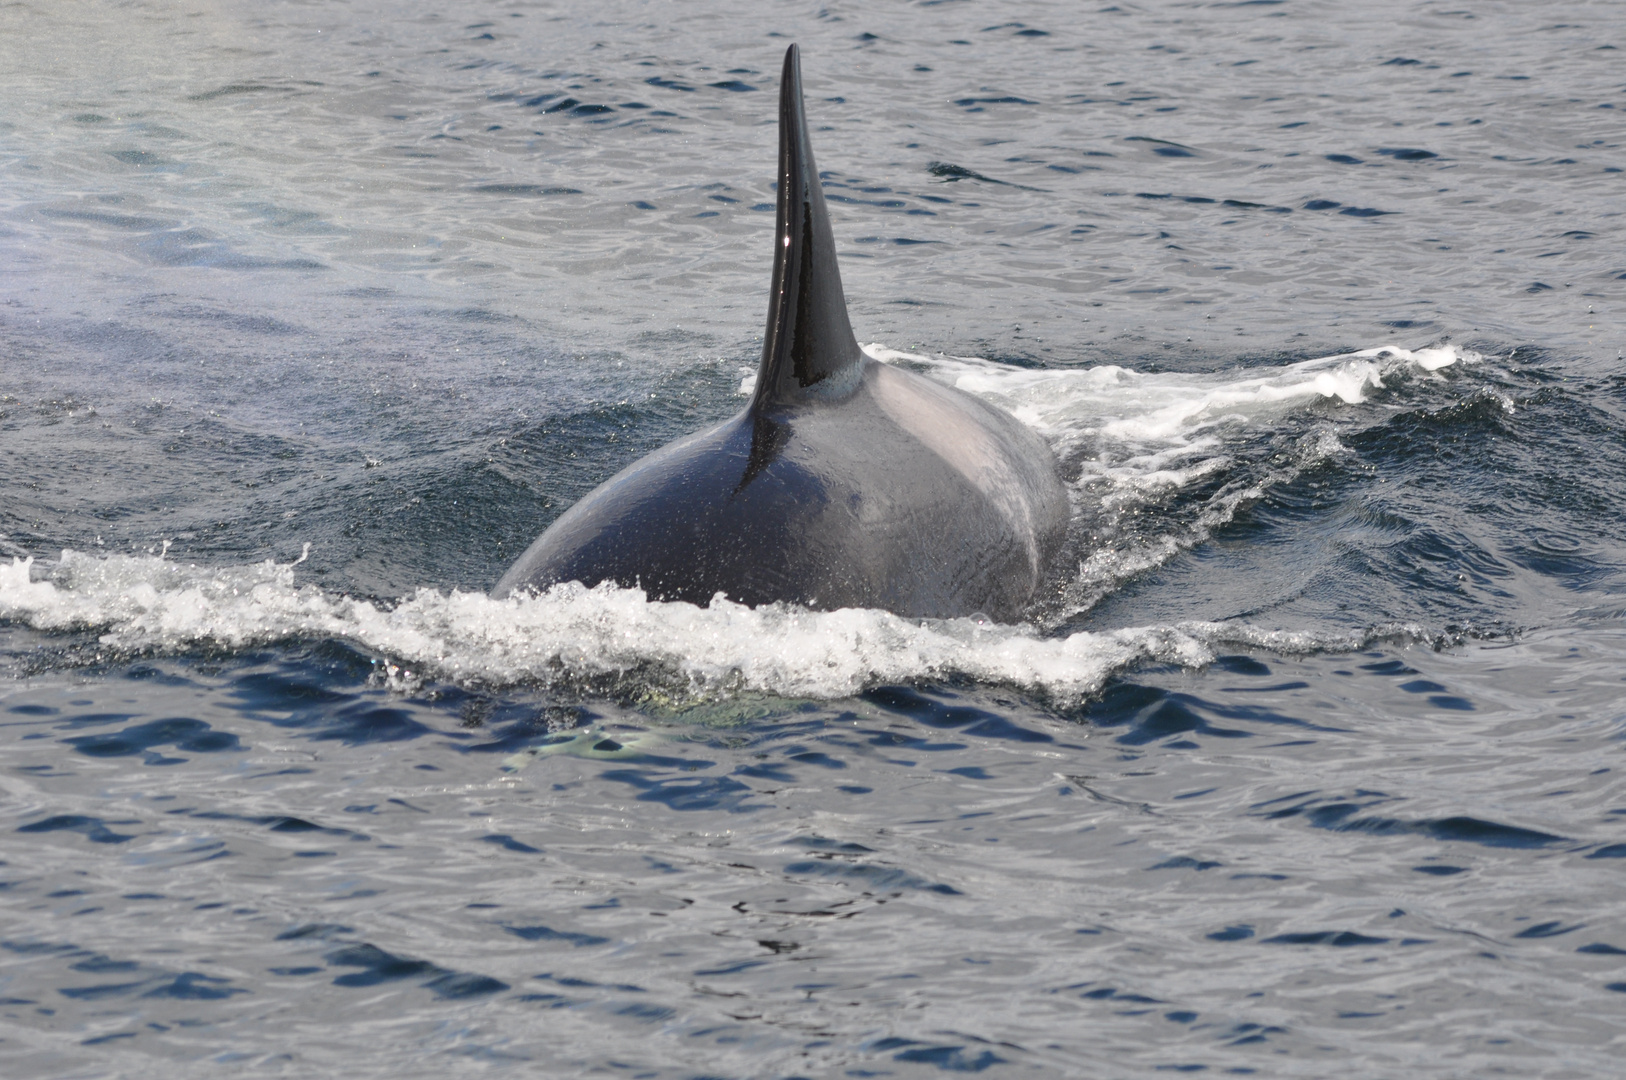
[493,44,1069,621]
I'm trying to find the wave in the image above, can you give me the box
[2,549,1437,704]
[2,343,1477,702]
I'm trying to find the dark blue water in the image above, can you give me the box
[3,1,1626,1076]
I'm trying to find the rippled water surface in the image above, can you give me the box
[3,1,1626,1076]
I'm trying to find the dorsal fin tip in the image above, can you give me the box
[751,44,864,411]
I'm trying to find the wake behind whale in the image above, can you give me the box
[493,45,1071,621]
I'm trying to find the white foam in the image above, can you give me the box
[863,342,1478,446]
[0,552,1425,705]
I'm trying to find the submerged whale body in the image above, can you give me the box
[494,45,1069,621]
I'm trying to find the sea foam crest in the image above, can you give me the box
[864,342,1477,450]
[0,552,1415,703]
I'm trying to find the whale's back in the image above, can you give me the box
[494,358,1067,620]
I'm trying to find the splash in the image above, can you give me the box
[872,343,1476,442]
[1,551,1431,705]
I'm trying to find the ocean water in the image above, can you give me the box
[3,1,1625,1076]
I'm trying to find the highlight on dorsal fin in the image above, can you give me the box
[750,44,865,411]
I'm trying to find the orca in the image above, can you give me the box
[493,44,1069,621]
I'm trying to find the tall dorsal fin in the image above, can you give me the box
[751,44,865,411]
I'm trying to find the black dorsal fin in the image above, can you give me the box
[751,44,865,411]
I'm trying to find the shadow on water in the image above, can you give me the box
[1253,791,1569,850]
[1077,655,1347,748]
